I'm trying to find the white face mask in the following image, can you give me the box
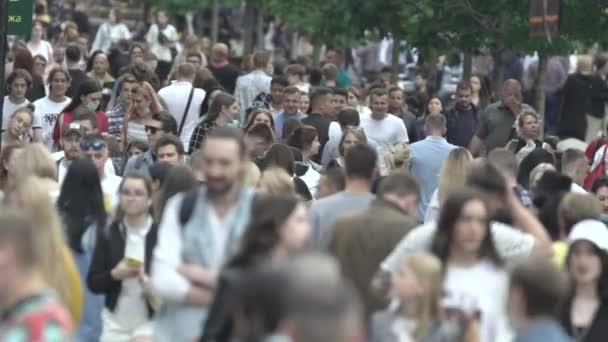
[86,100,100,111]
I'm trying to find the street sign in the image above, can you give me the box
[7,0,33,36]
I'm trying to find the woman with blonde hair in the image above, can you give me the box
[8,176,83,323]
[13,143,60,198]
[0,144,24,197]
[505,111,542,162]
[371,252,461,341]
[257,167,297,196]
[424,147,473,223]
[380,142,411,176]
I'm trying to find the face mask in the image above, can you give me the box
[86,100,100,111]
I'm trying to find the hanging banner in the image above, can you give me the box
[529,0,561,38]
[8,0,33,36]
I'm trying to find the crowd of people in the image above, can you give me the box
[4,2,608,342]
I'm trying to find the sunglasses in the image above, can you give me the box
[80,140,105,151]
[145,125,161,135]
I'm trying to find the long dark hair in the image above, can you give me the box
[154,165,197,221]
[566,242,608,304]
[430,189,502,267]
[57,159,107,253]
[62,79,102,114]
[227,195,300,269]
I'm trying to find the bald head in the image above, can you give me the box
[502,79,522,104]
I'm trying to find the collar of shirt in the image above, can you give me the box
[425,135,447,142]
[122,215,153,237]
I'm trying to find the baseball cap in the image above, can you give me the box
[568,219,608,252]
[62,122,84,138]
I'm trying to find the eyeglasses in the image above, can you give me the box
[145,125,161,135]
[80,140,105,151]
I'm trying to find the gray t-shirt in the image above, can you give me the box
[308,191,375,249]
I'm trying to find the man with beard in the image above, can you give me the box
[54,123,84,184]
[151,127,256,341]
[445,82,479,148]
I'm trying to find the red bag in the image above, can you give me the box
[584,145,607,190]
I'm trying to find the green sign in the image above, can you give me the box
[8,0,33,36]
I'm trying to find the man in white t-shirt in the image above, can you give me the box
[33,69,72,150]
[2,69,31,130]
[158,63,206,153]
[80,134,122,211]
[562,148,589,193]
[360,88,408,156]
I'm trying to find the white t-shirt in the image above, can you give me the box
[53,151,116,185]
[107,217,153,334]
[33,96,71,150]
[424,189,440,224]
[158,82,206,152]
[360,114,409,155]
[27,40,54,65]
[101,173,122,212]
[571,183,587,194]
[382,221,535,273]
[207,205,237,267]
[2,96,30,130]
[443,260,511,342]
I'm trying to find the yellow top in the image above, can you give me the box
[62,246,84,323]
[552,241,569,270]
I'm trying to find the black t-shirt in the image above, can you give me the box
[209,64,240,94]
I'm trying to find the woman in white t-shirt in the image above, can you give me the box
[27,21,54,66]
[88,172,157,342]
[430,189,511,342]
[91,9,131,54]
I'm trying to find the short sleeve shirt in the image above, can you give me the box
[382,221,535,273]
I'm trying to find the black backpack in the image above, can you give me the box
[178,188,200,227]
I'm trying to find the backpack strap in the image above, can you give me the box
[179,188,200,227]
[178,87,195,137]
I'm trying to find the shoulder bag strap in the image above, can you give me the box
[178,86,195,136]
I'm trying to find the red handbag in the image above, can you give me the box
[584,145,607,190]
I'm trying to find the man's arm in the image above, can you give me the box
[468,135,484,157]
[506,187,552,255]
[151,194,191,303]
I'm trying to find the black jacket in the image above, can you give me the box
[301,113,331,163]
[561,299,608,342]
[87,220,159,317]
[559,73,594,140]
[591,73,608,118]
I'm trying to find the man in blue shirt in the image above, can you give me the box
[274,86,306,140]
[409,113,456,221]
